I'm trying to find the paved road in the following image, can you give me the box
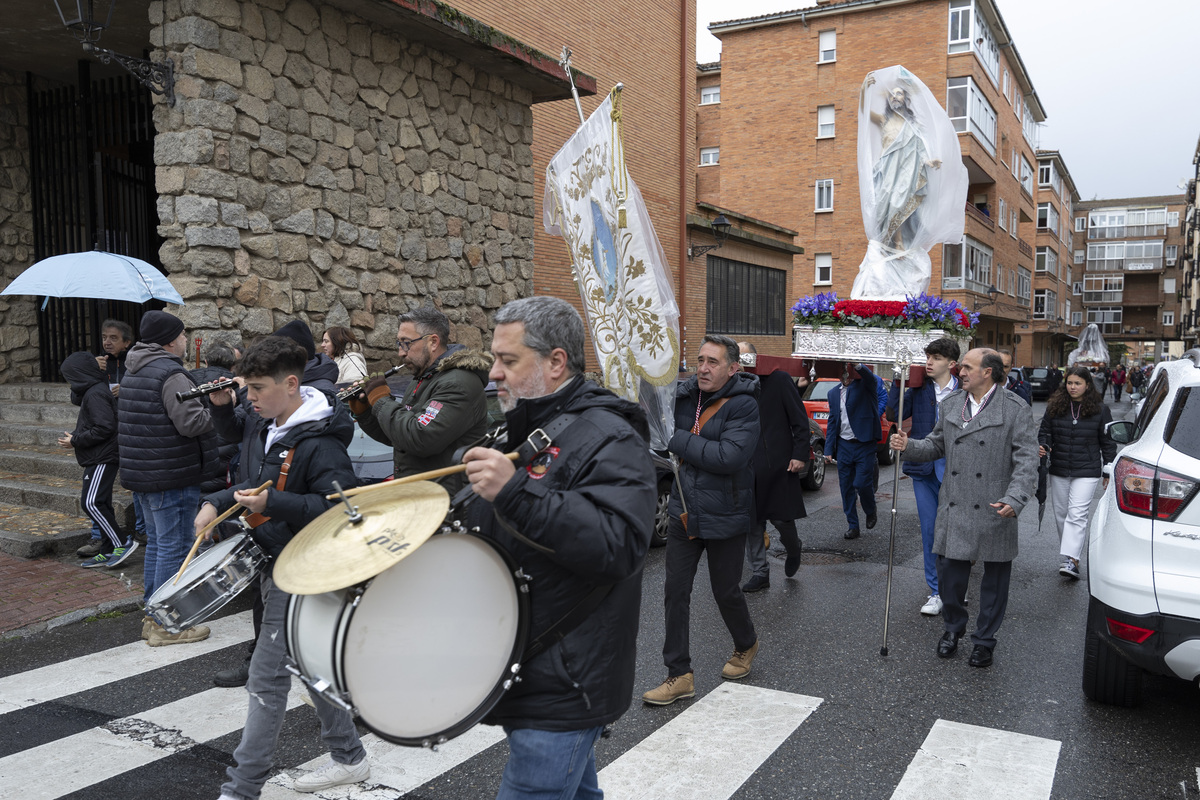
[2,398,1198,799]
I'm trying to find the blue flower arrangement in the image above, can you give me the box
[791,291,979,333]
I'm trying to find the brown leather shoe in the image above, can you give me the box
[722,639,760,680]
[642,673,695,706]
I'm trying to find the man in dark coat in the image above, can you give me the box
[738,342,807,592]
[643,334,760,707]
[1000,350,1032,405]
[98,319,134,392]
[891,348,1039,668]
[824,363,886,539]
[462,296,654,799]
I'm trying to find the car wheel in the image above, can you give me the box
[651,476,672,548]
[1082,612,1143,707]
[877,428,897,466]
[802,443,826,490]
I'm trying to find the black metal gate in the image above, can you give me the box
[26,62,160,382]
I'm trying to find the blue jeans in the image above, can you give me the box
[138,486,201,603]
[497,726,605,800]
[910,471,941,594]
[132,491,146,537]
[835,439,877,530]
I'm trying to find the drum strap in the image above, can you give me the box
[522,582,613,664]
[241,449,296,529]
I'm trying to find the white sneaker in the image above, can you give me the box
[920,594,944,616]
[293,757,370,792]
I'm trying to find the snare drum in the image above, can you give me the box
[286,532,529,747]
[146,534,266,634]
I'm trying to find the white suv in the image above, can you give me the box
[1084,354,1200,706]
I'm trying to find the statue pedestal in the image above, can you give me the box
[793,324,969,365]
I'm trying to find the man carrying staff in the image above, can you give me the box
[461,296,656,799]
[351,306,490,494]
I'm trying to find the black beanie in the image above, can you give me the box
[139,311,185,346]
[272,319,316,360]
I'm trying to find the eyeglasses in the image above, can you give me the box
[396,333,433,351]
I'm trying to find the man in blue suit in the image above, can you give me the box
[1000,350,1031,405]
[824,363,886,539]
[887,338,960,616]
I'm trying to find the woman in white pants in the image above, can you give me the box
[1037,366,1118,579]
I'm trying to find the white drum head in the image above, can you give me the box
[147,535,244,605]
[341,535,523,744]
[288,589,348,692]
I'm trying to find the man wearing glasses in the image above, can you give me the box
[351,306,490,493]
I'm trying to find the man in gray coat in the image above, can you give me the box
[890,348,1038,668]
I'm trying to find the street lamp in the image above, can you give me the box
[972,285,1000,311]
[53,0,175,106]
[687,214,732,259]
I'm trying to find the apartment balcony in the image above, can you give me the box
[965,202,995,231]
[1018,238,1033,258]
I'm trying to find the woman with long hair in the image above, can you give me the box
[1037,365,1117,580]
[321,326,368,384]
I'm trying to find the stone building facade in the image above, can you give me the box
[0,69,35,379]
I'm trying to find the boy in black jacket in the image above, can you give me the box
[58,352,137,568]
[195,336,369,800]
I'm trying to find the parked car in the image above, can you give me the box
[1026,367,1054,400]
[802,377,910,466]
[1083,353,1200,706]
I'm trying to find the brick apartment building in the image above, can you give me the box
[701,0,1061,359]
[1179,140,1198,350]
[1074,194,1186,365]
[1025,149,1078,368]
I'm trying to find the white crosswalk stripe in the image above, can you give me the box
[0,613,1078,800]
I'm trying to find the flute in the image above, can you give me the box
[176,378,237,402]
[336,365,403,402]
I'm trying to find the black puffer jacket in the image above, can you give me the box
[1038,404,1118,479]
[467,376,655,732]
[204,389,357,560]
[667,372,760,540]
[191,365,237,493]
[61,352,118,467]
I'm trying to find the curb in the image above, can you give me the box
[0,596,143,641]
[0,527,93,559]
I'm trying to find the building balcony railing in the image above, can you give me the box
[1083,292,1124,304]
[965,202,995,231]
[1018,238,1033,258]
[1126,258,1163,272]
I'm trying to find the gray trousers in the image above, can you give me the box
[222,575,366,800]
[745,520,801,579]
[938,557,1012,650]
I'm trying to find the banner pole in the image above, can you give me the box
[559,46,586,126]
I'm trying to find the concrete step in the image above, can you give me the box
[0,382,73,404]
[0,421,74,448]
[0,400,81,428]
[0,472,135,529]
[0,501,95,558]
[0,445,87,481]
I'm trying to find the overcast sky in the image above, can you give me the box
[697,0,1200,200]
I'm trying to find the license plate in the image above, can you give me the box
[814,412,829,420]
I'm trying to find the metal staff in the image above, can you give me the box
[880,362,907,657]
[559,46,586,126]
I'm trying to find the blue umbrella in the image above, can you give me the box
[1,251,184,307]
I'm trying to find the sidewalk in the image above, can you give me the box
[0,550,144,638]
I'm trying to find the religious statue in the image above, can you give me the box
[851,66,968,300]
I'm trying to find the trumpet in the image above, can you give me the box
[336,365,403,402]
[176,378,237,402]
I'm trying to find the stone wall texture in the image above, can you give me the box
[0,68,37,381]
[150,0,537,358]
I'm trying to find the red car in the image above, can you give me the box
[802,377,911,466]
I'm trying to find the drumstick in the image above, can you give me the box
[174,480,273,584]
[327,453,520,500]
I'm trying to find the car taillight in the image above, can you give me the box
[1114,456,1199,521]
[1106,617,1155,644]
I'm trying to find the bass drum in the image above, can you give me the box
[287,533,529,747]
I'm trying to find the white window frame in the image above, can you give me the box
[1075,216,1086,232]
[1083,275,1124,303]
[1071,311,1082,326]
[998,197,1007,231]
[1022,97,1037,145]
[1164,311,1176,326]
[1033,288,1057,320]
[1035,246,1058,277]
[1002,69,1010,103]
[1073,249,1085,265]
[815,179,834,212]
[1165,277,1177,294]
[1010,208,1018,239]
[699,147,719,166]
[1016,267,1031,306]
[1072,280,1083,296]
[818,30,836,63]
[1037,202,1059,233]
[947,0,999,85]
[700,86,720,105]
[1019,156,1034,196]
[815,253,833,285]
[1167,244,1178,266]
[1169,211,1180,227]
[817,105,835,138]
[1038,163,1051,186]
[947,76,996,155]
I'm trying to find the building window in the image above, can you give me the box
[1033,288,1058,320]
[1169,211,1180,227]
[1071,311,1083,326]
[998,198,1007,231]
[1089,211,1125,239]
[1016,267,1031,307]
[1087,306,1122,335]
[818,30,836,62]
[817,105,835,138]
[815,179,833,212]
[700,86,720,105]
[1124,240,1164,270]
[699,147,719,166]
[1167,244,1178,265]
[1074,249,1085,265]
[941,235,993,292]
[1125,208,1167,236]
[1036,202,1059,232]
[947,0,999,84]
[1002,69,1010,102]
[1164,311,1176,326]
[1019,156,1034,195]
[1083,275,1124,303]
[1165,277,1177,294]
[1010,208,1018,238]
[1038,163,1051,186]
[1075,216,1086,232]
[1022,97,1037,145]
[1035,246,1058,277]
[706,256,787,335]
[1073,280,1082,296]
[947,76,996,155]
[815,253,832,285]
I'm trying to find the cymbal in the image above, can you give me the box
[273,480,451,595]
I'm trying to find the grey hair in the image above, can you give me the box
[494,296,586,375]
[397,305,450,344]
[980,351,1006,385]
[737,341,757,355]
[204,341,238,369]
[702,334,739,366]
[100,319,133,343]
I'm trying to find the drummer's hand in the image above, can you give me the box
[463,447,516,502]
[194,502,218,540]
[235,487,269,515]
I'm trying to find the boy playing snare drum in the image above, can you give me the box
[195,336,370,798]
